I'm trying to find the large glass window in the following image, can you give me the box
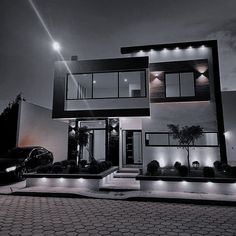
[166,73,180,97]
[93,73,118,98]
[66,70,146,100]
[146,132,218,146]
[67,74,92,99]
[119,71,146,97]
[165,72,195,98]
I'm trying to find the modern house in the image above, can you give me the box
[52,40,227,172]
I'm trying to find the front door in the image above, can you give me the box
[79,120,107,162]
[122,130,142,167]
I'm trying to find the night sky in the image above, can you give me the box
[1,0,236,111]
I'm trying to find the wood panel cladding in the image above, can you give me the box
[149,59,210,103]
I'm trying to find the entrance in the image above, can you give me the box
[122,130,142,167]
[78,120,107,162]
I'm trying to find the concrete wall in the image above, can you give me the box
[17,101,68,162]
[222,91,236,166]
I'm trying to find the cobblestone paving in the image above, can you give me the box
[0,195,235,236]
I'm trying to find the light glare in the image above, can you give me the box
[52,41,61,51]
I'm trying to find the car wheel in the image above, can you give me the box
[15,168,26,181]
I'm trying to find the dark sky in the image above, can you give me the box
[1,0,236,110]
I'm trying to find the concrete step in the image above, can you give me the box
[117,168,140,173]
[113,172,138,178]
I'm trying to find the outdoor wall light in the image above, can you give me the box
[93,80,96,84]
[124,78,128,82]
[162,48,168,53]
[181,180,188,185]
[78,178,84,183]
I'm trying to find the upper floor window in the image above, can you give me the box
[165,72,195,98]
[66,70,146,100]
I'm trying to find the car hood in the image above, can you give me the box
[0,158,24,171]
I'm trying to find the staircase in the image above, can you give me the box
[99,168,140,191]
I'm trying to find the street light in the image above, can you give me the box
[52,41,61,52]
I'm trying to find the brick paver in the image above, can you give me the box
[0,195,235,236]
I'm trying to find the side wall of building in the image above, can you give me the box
[222,91,236,166]
[16,101,68,162]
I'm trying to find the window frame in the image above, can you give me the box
[164,71,196,98]
[65,69,147,100]
[145,132,219,147]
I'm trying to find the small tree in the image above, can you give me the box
[75,126,94,165]
[167,124,203,172]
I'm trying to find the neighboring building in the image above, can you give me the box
[0,99,68,162]
[52,40,227,171]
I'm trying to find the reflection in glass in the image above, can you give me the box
[166,73,179,97]
[93,73,118,98]
[119,71,145,97]
[180,72,195,96]
[67,74,92,99]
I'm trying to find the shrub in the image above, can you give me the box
[106,161,113,168]
[213,161,222,171]
[80,160,87,168]
[36,164,52,173]
[192,161,200,169]
[222,164,231,175]
[68,160,76,166]
[147,160,160,176]
[174,161,181,170]
[203,167,215,177]
[68,165,80,174]
[53,162,62,166]
[51,165,63,174]
[61,160,69,167]
[89,160,100,174]
[178,165,188,177]
[230,166,236,178]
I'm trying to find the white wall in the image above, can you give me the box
[17,101,68,162]
[222,91,236,166]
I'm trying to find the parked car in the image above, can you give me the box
[0,146,53,181]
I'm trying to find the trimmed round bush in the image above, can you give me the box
[89,160,100,174]
[203,167,215,177]
[178,165,188,177]
[68,165,80,174]
[61,160,69,167]
[174,161,181,170]
[147,160,160,176]
[51,165,63,174]
[222,164,231,175]
[68,160,76,166]
[213,161,222,171]
[230,166,236,178]
[80,160,87,168]
[36,164,52,174]
[53,162,62,166]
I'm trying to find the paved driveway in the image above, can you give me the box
[0,195,235,236]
